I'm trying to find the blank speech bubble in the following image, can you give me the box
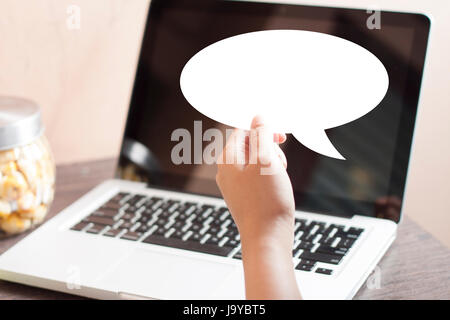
[180,30,389,160]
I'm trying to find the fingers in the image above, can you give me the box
[249,116,288,170]
[219,116,288,170]
[274,133,287,144]
[251,115,286,144]
[249,120,273,166]
[218,128,247,167]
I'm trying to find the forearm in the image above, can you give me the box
[241,238,302,300]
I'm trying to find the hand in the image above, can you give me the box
[216,116,301,299]
[216,116,294,248]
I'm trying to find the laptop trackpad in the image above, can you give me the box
[104,248,238,299]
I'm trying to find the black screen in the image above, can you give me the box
[118,0,430,222]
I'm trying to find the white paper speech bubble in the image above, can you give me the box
[180,30,389,160]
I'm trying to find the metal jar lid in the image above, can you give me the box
[0,96,44,151]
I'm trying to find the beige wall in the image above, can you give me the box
[0,0,149,165]
[0,0,449,247]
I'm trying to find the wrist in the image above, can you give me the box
[240,232,293,261]
[238,216,295,251]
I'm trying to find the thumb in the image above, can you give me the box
[249,116,276,166]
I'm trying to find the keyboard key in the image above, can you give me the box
[316,268,333,275]
[160,210,172,219]
[151,200,164,211]
[348,227,364,235]
[172,230,184,239]
[225,229,238,239]
[168,203,180,212]
[300,251,343,265]
[138,224,151,233]
[206,235,220,246]
[225,239,238,248]
[173,221,184,229]
[154,228,166,236]
[127,195,145,206]
[219,210,230,221]
[86,224,105,234]
[200,233,211,244]
[320,236,336,245]
[141,208,154,216]
[118,193,132,204]
[307,221,325,233]
[209,226,219,235]
[121,212,135,220]
[137,215,149,223]
[143,234,233,257]
[218,236,229,247]
[93,209,120,219]
[103,228,123,237]
[71,222,89,231]
[296,241,314,251]
[190,233,202,242]
[125,204,139,213]
[120,221,133,229]
[316,245,348,256]
[233,251,242,260]
[321,225,331,234]
[164,228,175,238]
[83,215,115,226]
[161,201,172,209]
[121,232,142,241]
[299,259,316,266]
[111,192,129,203]
[300,233,315,243]
[339,238,356,248]
[102,201,122,211]
[296,263,314,271]
[210,210,222,219]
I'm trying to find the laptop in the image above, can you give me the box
[0,0,430,299]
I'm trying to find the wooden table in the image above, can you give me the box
[0,159,449,299]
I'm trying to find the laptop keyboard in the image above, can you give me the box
[70,192,364,276]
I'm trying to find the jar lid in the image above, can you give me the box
[0,96,44,151]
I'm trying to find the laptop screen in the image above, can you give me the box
[117,0,430,223]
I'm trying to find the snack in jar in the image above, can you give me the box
[0,97,55,237]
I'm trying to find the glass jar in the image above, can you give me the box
[0,97,55,238]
